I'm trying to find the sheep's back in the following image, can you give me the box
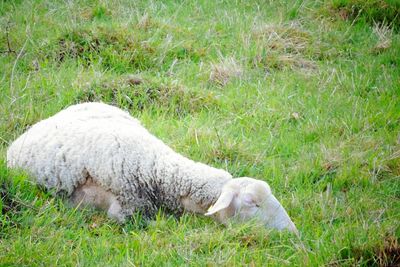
[6,102,163,195]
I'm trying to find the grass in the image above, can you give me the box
[0,0,399,265]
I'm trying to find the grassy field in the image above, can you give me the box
[1,0,399,266]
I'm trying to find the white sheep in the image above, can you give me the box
[7,102,297,232]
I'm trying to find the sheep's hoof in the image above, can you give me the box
[107,200,126,223]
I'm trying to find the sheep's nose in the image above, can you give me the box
[286,221,299,234]
[264,219,298,233]
[264,194,297,233]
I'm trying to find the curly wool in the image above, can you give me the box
[7,103,232,218]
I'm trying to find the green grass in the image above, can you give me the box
[1,0,399,265]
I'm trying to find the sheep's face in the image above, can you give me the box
[205,177,297,233]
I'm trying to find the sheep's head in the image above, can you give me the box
[205,177,297,233]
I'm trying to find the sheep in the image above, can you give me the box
[7,102,297,232]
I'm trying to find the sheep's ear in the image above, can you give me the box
[204,189,235,216]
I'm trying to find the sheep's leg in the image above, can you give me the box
[70,178,125,222]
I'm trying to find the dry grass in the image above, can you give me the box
[252,23,317,71]
[137,13,152,30]
[209,57,243,86]
[373,22,393,52]
[268,54,316,71]
[253,23,311,54]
